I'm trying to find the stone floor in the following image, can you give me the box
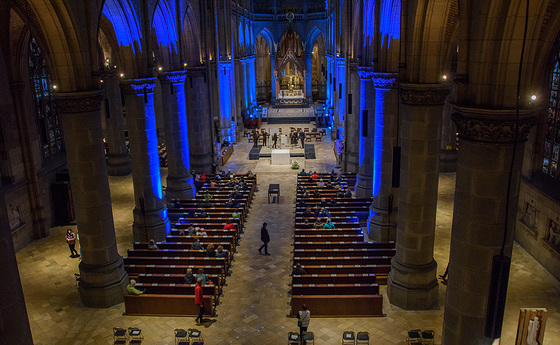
[16,124,560,344]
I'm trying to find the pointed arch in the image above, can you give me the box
[305,26,324,53]
[255,27,275,55]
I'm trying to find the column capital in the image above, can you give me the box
[372,73,398,89]
[218,59,233,70]
[187,66,206,78]
[356,66,374,80]
[120,78,157,95]
[452,105,537,143]
[55,90,104,113]
[158,71,188,85]
[241,55,255,64]
[337,57,346,67]
[399,83,449,106]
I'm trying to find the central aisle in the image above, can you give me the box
[210,172,299,343]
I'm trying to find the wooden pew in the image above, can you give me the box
[293,241,395,250]
[124,294,215,316]
[293,234,364,242]
[134,241,233,252]
[124,264,224,277]
[293,248,396,257]
[136,273,224,287]
[123,256,228,268]
[293,256,392,266]
[292,283,379,295]
[292,273,378,285]
[290,295,383,317]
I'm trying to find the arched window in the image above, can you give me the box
[544,48,560,178]
[28,37,63,159]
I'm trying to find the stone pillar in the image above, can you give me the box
[442,107,536,345]
[0,189,33,345]
[120,79,170,242]
[245,56,257,109]
[342,64,361,173]
[271,54,277,103]
[56,90,127,307]
[11,82,48,238]
[367,73,399,242]
[440,83,457,172]
[355,68,375,197]
[186,67,214,174]
[387,83,448,309]
[306,53,313,102]
[102,70,131,176]
[236,59,247,138]
[217,60,234,141]
[158,71,194,200]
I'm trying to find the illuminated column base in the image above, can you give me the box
[102,70,131,176]
[158,72,194,200]
[186,67,214,174]
[387,84,448,310]
[0,191,33,345]
[442,107,535,345]
[56,90,127,307]
[121,79,169,242]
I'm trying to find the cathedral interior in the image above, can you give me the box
[1,0,560,344]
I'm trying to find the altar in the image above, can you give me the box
[278,89,304,99]
[271,149,291,165]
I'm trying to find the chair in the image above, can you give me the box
[128,327,144,344]
[302,331,315,345]
[113,327,128,345]
[279,128,282,134]
[304,128,309,132]
[407,329,422,345]
[342,331,356,345]
[315,135,322,142]
[175,328,188,345]
[356,331,369,345]
[188,328,204,345]
[288,331,300,345]
[421,330,435,345]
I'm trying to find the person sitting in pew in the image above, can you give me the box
[226,169,234,179]
[184,268,196,284]
[225,198,234,208]
[321,208,332,218]
[196,210,208,218]
[188,225,197,236]
[147,239,158,250]
[184,210,196,218]
[313,217,324,228]
[191,238,205,250]
[313,208,321,218]
[303,190,311,198]
[320,198,328,207]
[232,211,241,219]
[247,170,255,178]
[336,188,345,197]
[317,180,325,187]
[231,191,244,199]
[293,263,307,275]
[127,279,145,295]
[323,218,335,229]
[178,229,186,236]
[299,169,308,176]
[216,245,227,258]
[202,200,213,208]
[303,207,313,217]
[199,173,207,181]
[196,228,208,236]
[167,199,176,208]
[344,188,352,197]
[326,181,334,189]
[329,198,338,206]
[224,222,237,231]
[312,189,321,198]
[206,243,216,257]
[297,199,306,207]
[311,172,319,180]
[197,268,208,284]
[203,192,213,201]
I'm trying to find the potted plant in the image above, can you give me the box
[292,161,300,169]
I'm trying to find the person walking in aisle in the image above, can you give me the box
[272,132,278,148]
[258,222,270,255]
[195,277,205,325]
[297,304,311,344]
[299,130,305,148]
[65,229,80,258]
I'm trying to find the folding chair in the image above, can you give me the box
[342,331,356,345]
[288,331,300,345]
[356,331,370,345]
[302,331,315,345]
[407,329,422,345]
[188,328,204,345]
[113,327,128,345]
[421,330,435,345]
[128,327,144,344]
[175,328,188,345]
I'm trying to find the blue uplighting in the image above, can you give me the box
[380,0,401,48]
[102,0,142,53]
[152,2,178,49]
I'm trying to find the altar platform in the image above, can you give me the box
[265,106,314,124]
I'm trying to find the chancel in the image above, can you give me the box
[1,0,560,344]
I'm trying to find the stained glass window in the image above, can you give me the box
[28,37,63,159]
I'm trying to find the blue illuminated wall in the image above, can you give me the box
[152,1,178,50]
[102,0,143,53]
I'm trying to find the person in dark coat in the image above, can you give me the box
[258,222,270,255]
[299,130,305,148]
[262,130,268,147]
[272,132,278,148]
[252,130,259,147]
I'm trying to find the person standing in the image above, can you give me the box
[297,304,311,344]
[259,222,270,255]
[299,130,305,149]
[195,277,205,325]
[252,130,259,147]
[263,129,268,147]
[272,132,278,148]
[65,229,79,258]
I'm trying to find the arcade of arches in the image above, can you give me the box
[1,0,560,344]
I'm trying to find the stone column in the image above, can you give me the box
[186,67,214,174]
[387,83,448,309]
[0,189,33,345]
[245,56,257,109]
[271,54,277,103]
[342,64,361,173]
[440,83,457,172]
[11,82,48,238]
[158,71,194,200]
[355,68,375,197]
[120,79,170,242]
[442,107,536,345]
[102,70,131,176]
[367,73,399,242]
[306,53,313,102]
[56,91,127,307]
[234,60,245,140]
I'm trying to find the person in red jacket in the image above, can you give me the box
[195,277,205,325]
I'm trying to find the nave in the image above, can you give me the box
[16,136,560,344]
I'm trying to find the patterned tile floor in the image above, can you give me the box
[16,126,560,344]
